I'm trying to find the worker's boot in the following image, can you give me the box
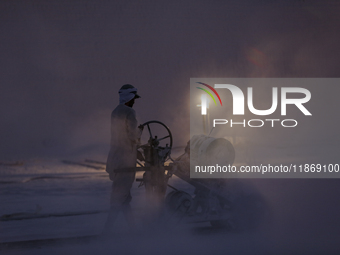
[102,208,120,236]
[122,203,136,232]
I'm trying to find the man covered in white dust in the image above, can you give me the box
[103,84,142,234]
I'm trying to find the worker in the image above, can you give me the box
[103,84,142,235]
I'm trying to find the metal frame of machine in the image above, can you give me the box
[135,120,267,230]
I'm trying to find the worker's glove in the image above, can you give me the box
[138,124,144,131]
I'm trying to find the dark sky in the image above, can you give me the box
[1,0,340,159]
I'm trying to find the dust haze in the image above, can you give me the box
[1,0,340,253]
[1,0,339,158]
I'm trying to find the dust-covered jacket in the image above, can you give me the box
[106,104,140,179]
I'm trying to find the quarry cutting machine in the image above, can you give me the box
[136,120,266,230]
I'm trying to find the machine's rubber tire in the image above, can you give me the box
[165,190,193,214]
[210,193,268,231]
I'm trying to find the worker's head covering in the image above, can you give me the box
[118,84,141,104]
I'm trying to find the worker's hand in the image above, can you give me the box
[138,124,144,131]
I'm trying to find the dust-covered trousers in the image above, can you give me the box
[110,172,136,209]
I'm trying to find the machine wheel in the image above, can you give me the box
[165,191,193,214]
[210,193,268,231]
[139,120,173,149]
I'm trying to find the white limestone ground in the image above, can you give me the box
[1,158,339,255]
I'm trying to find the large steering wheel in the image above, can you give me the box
[137,121,173,196]
[139,120,173,149]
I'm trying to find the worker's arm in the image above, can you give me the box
[126,109,140,146]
